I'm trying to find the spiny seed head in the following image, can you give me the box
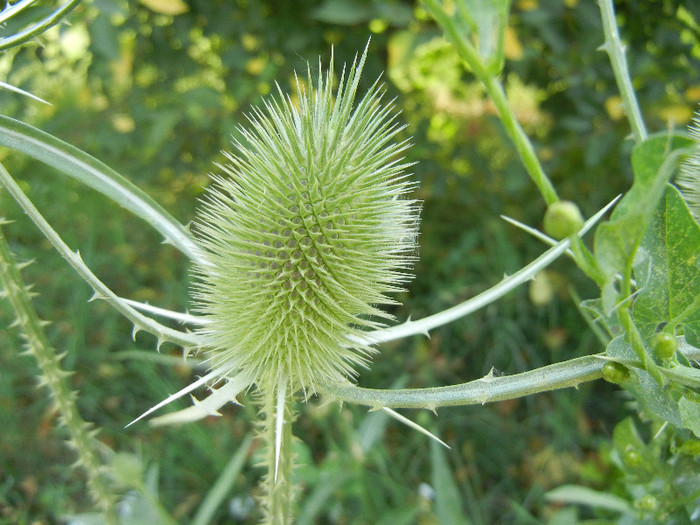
[679,111,700,224]
[192,48,420,393]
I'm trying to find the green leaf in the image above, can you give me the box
[430,441,470,525]
[594,132,695,282]
[632,185,700,340]
[606,336,683,426]
[679,397,700,438]
[0,115,201,262]
[456,0,511,73]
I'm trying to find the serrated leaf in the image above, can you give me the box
[633,185,700,340]
[594,133,695,281]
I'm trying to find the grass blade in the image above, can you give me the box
[191,436,253,525]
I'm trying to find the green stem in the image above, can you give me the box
[321,342,700,409]
[0,221,118,521]
[0,161,198,348]
[616,248,663,383]
[617,306,663,384]
[597,0,648,143]
[364,195,618,344]
[260,385,295,525]
[422,0,559,205]
[0,0,82,52]
[322,355,604,409]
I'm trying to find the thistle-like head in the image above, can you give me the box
[191,47,420,394]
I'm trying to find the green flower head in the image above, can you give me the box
[192,47,420,394]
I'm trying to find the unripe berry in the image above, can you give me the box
[191,51,420,394]
[652,332,678,360]
[602,361,629,384]
[543,200,584,239]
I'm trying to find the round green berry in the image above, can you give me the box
[543,200,584,239]
[652,332,678,360]
[602,361,629,384]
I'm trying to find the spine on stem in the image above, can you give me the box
[0,221,117,521]
[258,385,295,525]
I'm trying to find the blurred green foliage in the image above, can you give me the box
[1,0,700,523]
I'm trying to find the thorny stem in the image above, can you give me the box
[422,0,559,205]
[597,0,648,142]
[261,385,295,525]
[0,221,118,522]
[320,343,700,410]
[0,161,198,348]
[0,0,82,52]
[321,355,604,409]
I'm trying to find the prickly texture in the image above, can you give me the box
[0,222,117,520]
[192,50,420,393]
[255,388,296,525]
[679,113,700,224]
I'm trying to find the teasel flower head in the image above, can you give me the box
[679,111,700,225]
[191,46,420,396]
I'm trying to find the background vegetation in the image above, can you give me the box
[1,0,699,523]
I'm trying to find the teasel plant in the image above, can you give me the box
[0,47,614,523]
[2,1,700,523]
[0,41,609,522]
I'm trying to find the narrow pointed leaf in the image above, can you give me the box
[0,115,201,262]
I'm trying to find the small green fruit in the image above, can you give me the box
[602,361,629,384]
[652,332,678,360]
[543,200,584,239]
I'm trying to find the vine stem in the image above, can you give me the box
[422,0,559,205]
[597,0,648,143]
[0,220,118,521]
